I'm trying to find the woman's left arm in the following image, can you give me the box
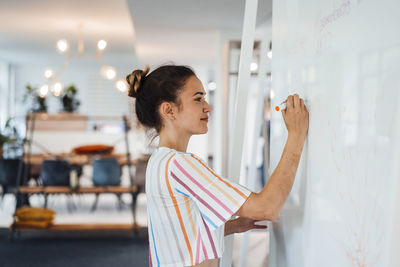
[224,217,267,236]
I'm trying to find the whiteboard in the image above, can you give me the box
[270,0,400,266]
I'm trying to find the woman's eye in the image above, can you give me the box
[195,98,202,102]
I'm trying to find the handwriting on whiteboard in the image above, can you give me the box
[317,0,351,33]
[314,0,367,56]
[316,31,333,56]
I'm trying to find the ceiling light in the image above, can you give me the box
[44,69,53,79]
[250,62,258,71]
[52,82,63,96]
[97,40,107,51]
[57,39,69,53]
[267,50,272,59]
[39,84,49,98]
[104,67,116,80]
[116,80,127,92]
[50,25,123,94]
[207,82,217,91]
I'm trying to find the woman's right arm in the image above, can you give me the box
[235,94,309,221]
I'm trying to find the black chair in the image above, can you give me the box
[41,160,71,186]
[91,157,122,211]
[0,159,21,204]
[41,160,75,210]
[92,158,121,186]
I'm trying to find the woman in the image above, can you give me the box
[126,65,309,267]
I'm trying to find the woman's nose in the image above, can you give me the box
[204,101,212,113]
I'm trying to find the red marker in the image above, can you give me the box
[275,100,307,111]
[275,103,287,111]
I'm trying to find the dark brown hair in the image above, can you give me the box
[126,65,195,133]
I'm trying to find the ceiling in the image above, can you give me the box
[0,0,272,65]
[0,0,136,64]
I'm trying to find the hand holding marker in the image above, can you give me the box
[276,94,309,139]
[275,99,307,111]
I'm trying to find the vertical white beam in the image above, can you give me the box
[214,35,231,175]
[220,0,259,266]
[238,26,270,267]
[221,41,231,176]
[213,33,223,174]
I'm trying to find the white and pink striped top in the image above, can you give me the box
[146,147,251,267]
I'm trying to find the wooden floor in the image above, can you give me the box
[12,186,140,231]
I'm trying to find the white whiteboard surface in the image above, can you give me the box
[270,0,400,266]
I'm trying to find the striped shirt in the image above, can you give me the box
[146,147,251,267]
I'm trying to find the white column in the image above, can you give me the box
[220,0,259,266]
[238,25,270,267]
[214,33,232,176]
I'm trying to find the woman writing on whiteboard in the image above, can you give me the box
[126,65,309,267]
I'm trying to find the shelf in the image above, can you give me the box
[10,114,142,237]
[27,113,88,131]
[27,153,139,166]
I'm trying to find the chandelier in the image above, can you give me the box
[38,24,128,98]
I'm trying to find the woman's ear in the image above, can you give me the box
[159,102,176,121]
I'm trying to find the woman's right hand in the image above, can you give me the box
[235,94,309,222]
[281,94,309,140]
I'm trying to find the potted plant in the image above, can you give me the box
[0,133,8,159]
[0,118,20,159]
[0,118,22,193]
[24,84,48,113]
[60,84,80,113]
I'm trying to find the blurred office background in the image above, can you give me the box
[0,1,273,266]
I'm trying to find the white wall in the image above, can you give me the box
[14,54,139,117]
[0,60,10,127]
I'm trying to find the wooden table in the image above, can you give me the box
[26,153,142,166]
[17,185,139,194]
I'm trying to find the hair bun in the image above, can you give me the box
[126,66,150,98]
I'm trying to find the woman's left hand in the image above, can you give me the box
[233,217,267,233]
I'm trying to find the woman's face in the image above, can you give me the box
[174,75,212,135]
